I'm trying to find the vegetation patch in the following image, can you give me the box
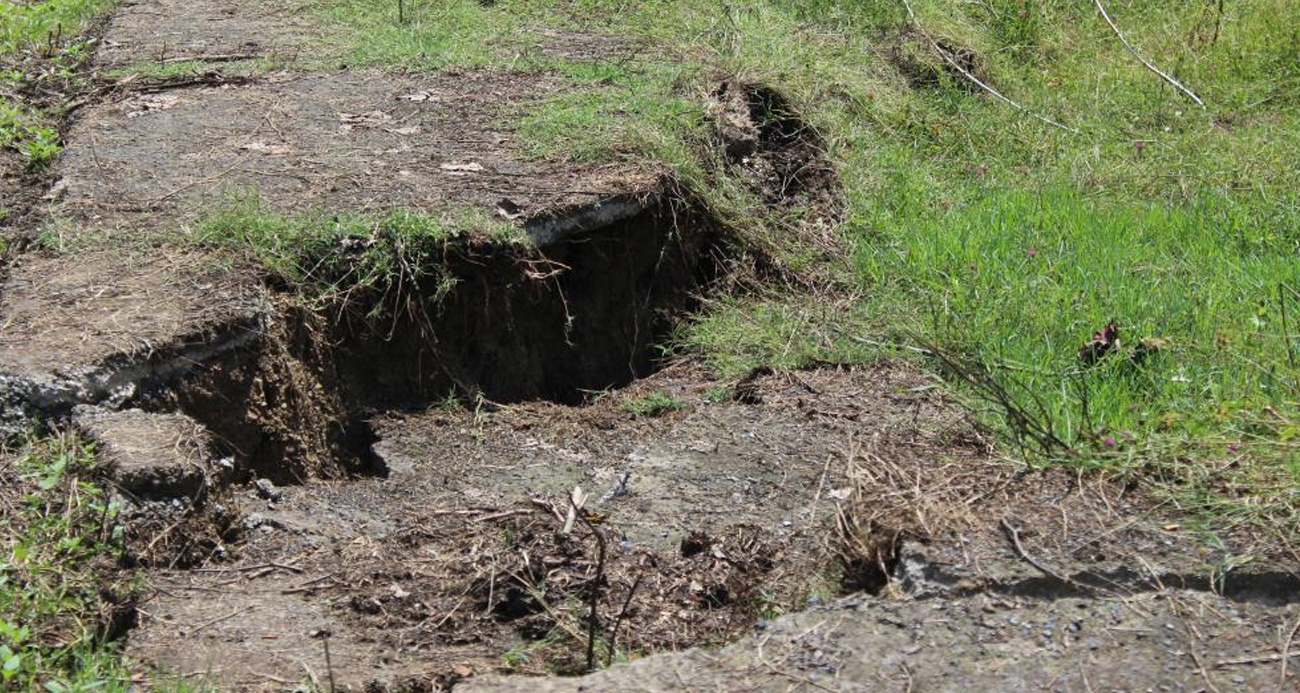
[0,433,133,693]
[622,391,688,418]
[196,194,528,315]
[0,0,114,168]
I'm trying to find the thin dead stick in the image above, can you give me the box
[322,633,336,693]
[1280,617,1300,691]
[606,566,647,667]
[1216,651,1300,668]
[160,53,262,64]
[1187,635,1224,693]
[1092,0,1206,108]
[574,501,608,672]
[281,574,337,594]
[186,607,244,636]
[1000,519,1086,590]
[900,0,1078,133]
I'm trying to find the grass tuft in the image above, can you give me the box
[622,391,689,418]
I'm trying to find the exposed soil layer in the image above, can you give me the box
[331,201,716,408]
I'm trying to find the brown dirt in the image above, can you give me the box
[0,151,39,239]
[124,364,981,690]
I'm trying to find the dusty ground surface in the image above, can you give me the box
[0,249,260,381]
[123,365,1298,692]
[56,69,653,235]
[95,0,317,69]
[128,364,949,689]
[466,588,1300,693]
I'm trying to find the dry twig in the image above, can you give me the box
[1092,0,1206,107]
[900,0,1079,133]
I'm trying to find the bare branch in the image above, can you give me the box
[1092,0,1207,108]
[899,0,1079,134]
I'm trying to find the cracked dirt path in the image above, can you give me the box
[2,1,1298,692]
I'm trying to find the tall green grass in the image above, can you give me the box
[858,188,1300,441]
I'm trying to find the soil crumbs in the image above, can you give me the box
[125,363,1297,692]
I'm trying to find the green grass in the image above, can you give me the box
[622,391,689,418]
[0,433,131,693]
[0,0,112,54]
[0,435,210,692]
[196,194,532,315]
[0,0,115,168]
[100,56,282,82]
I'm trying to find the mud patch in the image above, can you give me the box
[886,26,990,92]
[711,81,838,210]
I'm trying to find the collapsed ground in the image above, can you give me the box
[2,0,1299,692]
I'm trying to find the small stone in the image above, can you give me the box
[254,478,283,502]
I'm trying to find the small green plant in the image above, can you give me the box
[0,432,134,692]
[622,391,688,418]
[500,630,566,672]
[0,102,62,169]
[704,385,731,403]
